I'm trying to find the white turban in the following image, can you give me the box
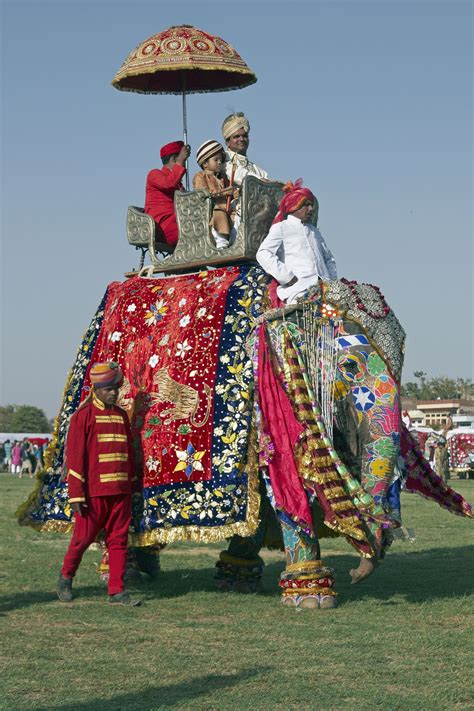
[222,112,250,141]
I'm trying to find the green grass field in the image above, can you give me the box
[1,476,473,711]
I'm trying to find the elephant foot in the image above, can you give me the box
[281,593,337,610]
[215,551,264,594]
[349,556,378,584]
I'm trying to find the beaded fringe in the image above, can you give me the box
[302,305,340,440]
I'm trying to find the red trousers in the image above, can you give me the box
[61,494,131,595]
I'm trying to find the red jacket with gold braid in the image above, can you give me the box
[66,394,137,504]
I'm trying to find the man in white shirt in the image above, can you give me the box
[256,181,337,303]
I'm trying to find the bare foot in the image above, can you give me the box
[349,556,378,584]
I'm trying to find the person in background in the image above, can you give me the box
[434,437,450,482]
[3,439,12,472]
[11,441,22,475]
[20,441,33,478]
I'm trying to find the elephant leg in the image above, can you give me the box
[215,522,266,593]
[279,519,337,609]
[337,335,401,582]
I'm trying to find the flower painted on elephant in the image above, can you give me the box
[148,354,159,368]
[373,436,398,459]
[174,443,206,478]
[367,352,386,377]
[374,375,396,400]
[110,331,122,342]
[352,386,376,412]
[126,303,137,313]
[144,299,168,326]
[179,315,191,328]
[337,353,365,382]
[369,457,392,479]
[176,339,192,358]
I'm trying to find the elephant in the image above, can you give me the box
[17,266,472,609]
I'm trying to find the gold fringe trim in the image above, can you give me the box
[285,560,323,573]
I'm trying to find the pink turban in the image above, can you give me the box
[272,180,317,224]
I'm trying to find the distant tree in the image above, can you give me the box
[0,404,52,433]
[0,405,16,431]
[401,374,474,400]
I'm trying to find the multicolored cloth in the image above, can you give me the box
[17,269,472,550]
[18,266,270,544]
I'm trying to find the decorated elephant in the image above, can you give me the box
[17,265,472,609]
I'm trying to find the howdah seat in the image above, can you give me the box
[126,176,285,273]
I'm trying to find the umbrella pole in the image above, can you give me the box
[181,79,189,191]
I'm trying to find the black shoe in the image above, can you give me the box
[57,574,73,602]
[108,592,141,606]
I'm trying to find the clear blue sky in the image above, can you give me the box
[1,0,472,417]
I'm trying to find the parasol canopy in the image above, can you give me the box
[112,25,256,187]
[111,24,256,94]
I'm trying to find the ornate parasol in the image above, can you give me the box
[112,25,256,185]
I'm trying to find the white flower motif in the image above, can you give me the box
[110,331,122,342]
[194,482,204,492]
[146,455,160,472]
[220,354,230,364]
[197,307,207,318]
[148,354,159,367]
[167,287,175,295]
[159,334,169,346]
[126,303,137,313]
[179,315,191,328]
[176,339,192,358]
[179,298,187,307]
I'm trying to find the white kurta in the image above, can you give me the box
[256,214,337,304]
[224,149,269,185]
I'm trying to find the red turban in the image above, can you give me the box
[160,141,184,159]
[272,179,316,224]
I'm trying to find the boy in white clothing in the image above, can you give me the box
[256,181,337,303]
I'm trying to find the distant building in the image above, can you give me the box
[405,399,474,429]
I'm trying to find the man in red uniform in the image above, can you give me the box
[144,140,191,246]
[57,362,141,606]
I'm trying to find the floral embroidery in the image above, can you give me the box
[173,443,206,478]
[144,299,168,326]
[176,339,192,358]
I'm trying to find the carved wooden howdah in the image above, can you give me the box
[126,176,285,273]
